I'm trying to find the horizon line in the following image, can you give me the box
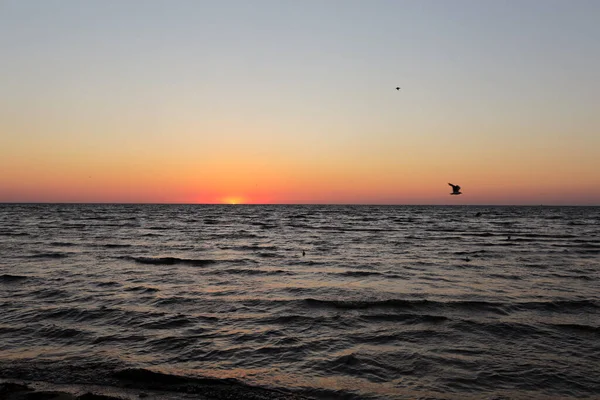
[1,202,598,207]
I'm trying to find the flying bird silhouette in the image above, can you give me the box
[396,87,401,91]
[448,183,462,195]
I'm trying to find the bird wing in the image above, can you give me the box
[448,183,460,192]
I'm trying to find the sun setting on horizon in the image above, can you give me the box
[221,196,245,205]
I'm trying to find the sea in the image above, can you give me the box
[0,204,598,399]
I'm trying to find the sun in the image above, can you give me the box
[221,196,245,205]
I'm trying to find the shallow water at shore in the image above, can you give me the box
[1,204,599,399]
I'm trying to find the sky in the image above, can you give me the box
[1,0,599,205]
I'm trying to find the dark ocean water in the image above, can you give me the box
[0,204,599,399]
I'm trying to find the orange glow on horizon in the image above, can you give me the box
[221,196,245,205]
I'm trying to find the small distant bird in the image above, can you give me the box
[448,183,462,195]
[396,87,401,91]
[475,212,482,217]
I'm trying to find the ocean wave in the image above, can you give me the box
[292,260,327,266]
[30,288,69,299]
[440,362,600,395]
[0,274,29,283]
[261,314,329,325]
[96,281,122,287]
[299,386,368,400]
[288,223,397,233]
[485,273,522,280]
[42,306,119,322]
[304,298,431,310]
[36,324,89,340]
[122,256,217,266]
[0,365,308,400]
[492,299,591,313]
[110,367,308,400]
[555,243,600,249]
[570,249,600,254]
[251,222,278,229]
[449,320,548,338]
[50,241,77,246]
[0,324,30,335]
[219,244,279,251]
[549,273,594,281]
[257,252,283,258]
[146,335,203,351]
[572,239,600,244]
[289,214,309,219]
[315,352,402,383]
[0,231,30,236]
[217,268,293,276]
[301,298,599,315]
[113,368,244,390]
[516,233,578,239]
[93,333,147,344]
[209,231,260,239]
[63,223,88,229]
[124,285,160,293]
[547,323,600,334]
[362,313,449,324]
[82,216,115,221]
[140,315,196,330]
[98,222,139,228]
[454,250,487,255]
[463,232,495,237]
[38,307,186,330]
[152,296,200,306]
[26,252,70,259]
[332,271,383,278]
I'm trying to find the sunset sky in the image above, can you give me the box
[1,0,599,205]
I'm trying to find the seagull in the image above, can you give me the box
[448,183,462,195]
[396,87,401,91]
